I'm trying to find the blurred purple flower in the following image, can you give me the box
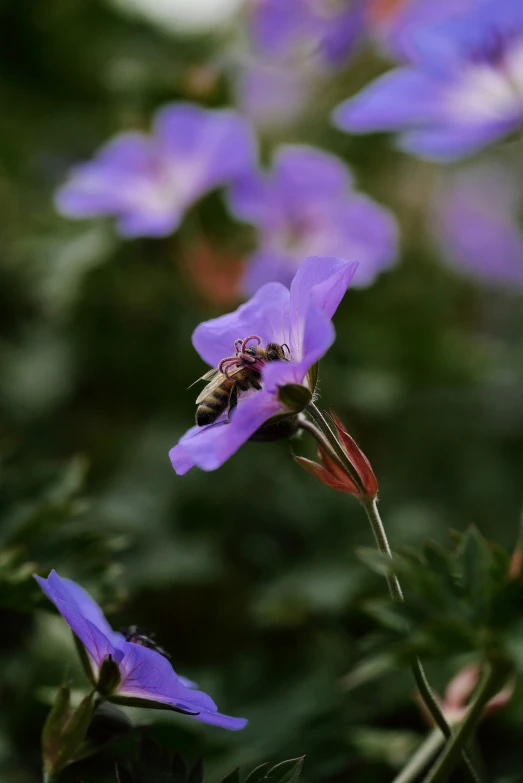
[170,255,358,474]
[55,104,256,238]
[334,0,523,161]
[249,0,365,67]
[369,0,474,60]
[235,62,314,131]
[35,570,247,730]
[227,145,397,293]
[431,161,523,287]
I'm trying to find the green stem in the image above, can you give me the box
[361,497,479,783]
[301,407,479,783]
[391,728,446,783]
[421,663,504,783]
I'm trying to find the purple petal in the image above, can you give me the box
[432,163,523,286]
[170,391,280,474]
[190,711,248,731]
[154,104,256,189]
[36,571,120,644]
[327,198,398,286]
[288,256,358,363]
[55,133,158,218]
[243,250,297,295]
[227,169,272,225]
[398,120,516,161]
[192,282,290,368]
[273,145,352,204]
[117,643,217,712]
[333,68,445,132]
[34,571,123,669]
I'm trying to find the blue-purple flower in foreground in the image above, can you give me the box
[170,255,358,474]
[55,103,255,238]
[249,0,364,67]
[228,146,397,293]
[334,0,523,161]
[431,161,523,287]
[35,570,247,730]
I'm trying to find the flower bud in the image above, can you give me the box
[97,655,122,696]
[296,410,378,500]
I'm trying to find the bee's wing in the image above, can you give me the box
[194,363,247,404]
[187,366,220,390]
[194,371,226,404]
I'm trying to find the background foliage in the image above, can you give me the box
[2,1,523,782]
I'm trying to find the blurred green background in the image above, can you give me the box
[2,1,523,782]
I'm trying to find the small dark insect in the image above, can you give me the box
[120,625,171,659]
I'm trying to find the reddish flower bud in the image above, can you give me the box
[330,411,378,499]
[296,410,378,500]
[295,446,360,496]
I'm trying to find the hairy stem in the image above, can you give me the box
[301,406,479,783]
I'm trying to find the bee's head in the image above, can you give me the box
[266,343,290,361]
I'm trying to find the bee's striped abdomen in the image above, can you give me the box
[196,378,234,426]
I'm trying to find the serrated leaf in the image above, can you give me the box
[457,527,492,619]
[266,756,305,783]
[221,768,240,783]
[356,547,396,576]
[244,762,270,783]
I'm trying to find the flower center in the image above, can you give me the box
[447,37,523,123]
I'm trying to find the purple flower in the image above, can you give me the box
[334,0,523,161]
[369,0,474,60]
[249,0,365,67]
[431,161,523,287]
[170,255,358,474]
[227,145,397,294]
[35,570,247,730]
[55,103,256,238]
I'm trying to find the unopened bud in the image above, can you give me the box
[97,655,121,696]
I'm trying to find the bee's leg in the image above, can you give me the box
[250,379,262,391]
[225,385,238,423]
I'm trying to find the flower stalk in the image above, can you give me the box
[298,403,479,783]
[421,660,512,783]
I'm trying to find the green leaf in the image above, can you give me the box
[244,763,270,783]
[265,756,305,783]
[221,769,240,783]
[457,526,492,619]
[42,684,72,774]
[49,690,96,775]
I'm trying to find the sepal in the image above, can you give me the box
[277,383,312,412]
[97,654,121,696]
[42,685,96,776]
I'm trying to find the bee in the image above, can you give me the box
[121,625,171,659]
[193,335,289,426]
